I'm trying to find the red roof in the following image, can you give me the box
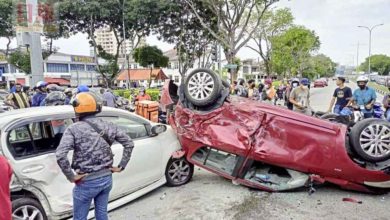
[117,69,168,81]
[44,77,70,86]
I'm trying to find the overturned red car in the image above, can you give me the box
[161,68,390,193]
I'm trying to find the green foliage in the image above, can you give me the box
[114,88,160,101]
[133,45,169,68]
[0,0,13,38]
[8,50,31,74]
[359,54,390,75]
[303,54,336,79]
[249,8,294,75]
[146,89,160,101]
[271,26,321,76]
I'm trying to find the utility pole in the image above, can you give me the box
[358,23,384,74]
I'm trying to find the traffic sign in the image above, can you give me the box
[224,64,238,69]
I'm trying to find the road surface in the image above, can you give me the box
[109,81,388,220]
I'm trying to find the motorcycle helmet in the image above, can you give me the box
[291,78,300,88]
[300,78,310,86]
[36,81,48,88]
[47,84,64,92]
[64,88,73,95]
[72,92,103,114]
[44,91,66,106]
[76,85,90,94]
[264,79,273,85]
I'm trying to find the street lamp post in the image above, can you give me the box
[358,23,384,74]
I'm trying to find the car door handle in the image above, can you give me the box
[22,165,44,174]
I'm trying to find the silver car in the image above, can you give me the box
[1,106,193,220]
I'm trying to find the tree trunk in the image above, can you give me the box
[149,67,153,88]
[5,37,11,57]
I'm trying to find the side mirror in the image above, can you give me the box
[151,124,167,136]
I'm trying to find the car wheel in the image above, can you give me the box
[184,68,222,107]
[165,157,194,187]
[12,198,47,220]
[350,119,390,162]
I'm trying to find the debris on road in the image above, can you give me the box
[342,198,362,204]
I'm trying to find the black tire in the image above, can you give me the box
[350,119,390,162]
[320,113,339,122]
[184,68,222,107]
[12,198,47,220]
[165,157,194,187]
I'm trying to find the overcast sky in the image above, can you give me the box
[1,0,389,66]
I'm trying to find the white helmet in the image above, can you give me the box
[356,75,369,83]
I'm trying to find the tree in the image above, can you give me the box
[271,26,320,76]
[156,0,217,77]
[247,8,294,76]
[184,0,278,80]
[303,54,336,79]
[133,45,169,87]
[359,54,390,75]
[8,49,55,75]
[0,0,14,57]
[58,0,161,87]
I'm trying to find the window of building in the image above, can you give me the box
[86,65,96,71]
[174,62,179,69]
[133,64,138,69]
[70,64,85,72]
[174,76,180,83]
[47,63,69,73]
[0,64,8,73]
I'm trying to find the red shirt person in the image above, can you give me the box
[0,156,12,220]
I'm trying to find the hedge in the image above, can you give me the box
[114,88,160,101]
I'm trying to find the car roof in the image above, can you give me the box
[0,106,146,129]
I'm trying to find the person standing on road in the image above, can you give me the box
[56,92,134,220]
[289,78,311,115]
[326,76,352,114]
[247,79,259,100]
[383,85,390,122]
[262,79,276,104]
[347,76,376,118]
[103,89,117,108]
[31,81,48,107]
[234,79,248,97]
[285,78,299,110]
[0,156,12,220]
[5,83,30,109]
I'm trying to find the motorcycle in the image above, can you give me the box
[321,102,385,126]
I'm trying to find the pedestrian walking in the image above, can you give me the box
[31,81,48,107]
[0,156,13,220]
[5,83,30,109]
[289,78,311,115]
[347,76,376,118]
[247,79,259,100]
[56,92,134,220]
[326,76,352,114]
[285,78,299,110]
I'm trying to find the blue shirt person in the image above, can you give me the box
[351,87,376,118]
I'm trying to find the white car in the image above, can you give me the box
[1,106,193,220]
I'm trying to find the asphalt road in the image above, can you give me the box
[109,82,389,220]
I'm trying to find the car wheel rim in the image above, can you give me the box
[359,124,390,158]
[13,205,44,220]
[168,159,191,184]
[187,72,215,101]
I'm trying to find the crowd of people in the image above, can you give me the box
[230,77,312,115]
[3,81,153,111]
[230,75,390,121]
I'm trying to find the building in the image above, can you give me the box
[94,27,146,57]
[116,69,169,88]
[0,52,104,88]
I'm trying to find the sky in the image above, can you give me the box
[1,0,390,66]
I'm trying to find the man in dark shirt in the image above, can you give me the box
[327,76,352,114]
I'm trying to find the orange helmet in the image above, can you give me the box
[71,92,102,114]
